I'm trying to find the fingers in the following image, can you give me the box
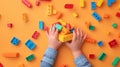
[51,24,56,33]
[46,30,49,37]
[72,30,77,41]
[49,25,52,33]
[55,29,59,37]
[81,34,87,43]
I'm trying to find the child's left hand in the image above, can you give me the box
[46,24,62,50]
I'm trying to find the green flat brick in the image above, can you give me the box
[98,52,106,61]
[89,25,95,31]
[112,23,117,28]
[55,24,63,31]
[112,57,120,67]
[26,54,35,62]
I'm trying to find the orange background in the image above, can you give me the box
[0,0,120,67]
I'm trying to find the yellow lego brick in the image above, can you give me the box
[47,4,53,16]
[80,0,85,8]
[97,0,103,7]
[60,27,70,35]
[22,13,29,22]
[72,12,79,18]
[58,19,66,26]
[58,34,73,42]
[53,10,57,15]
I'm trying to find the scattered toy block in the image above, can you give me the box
[97,41,103,46]
[92,12,101,21]
[47,4,53,16]
[58,19,66,26]
[69,28,75,33]
[108,39,117,48]
[22,0,32,8]
[60,27,70,35]
[89,25,95,31]
[3,52,19,58]
[72,12,79,18]
[97,0,104,7]
[103,14,110,19]
[7,23,13,28]
[0,63,3,67]
[80,0,85,8]
[112,57,120,67]
[32,31,40,39]
[91,2,96,10]
[36,0,40,6]
[66,23,71,30]
[85,37,96,44]
[106,31,111,35]
[85,21,91,28]
[112,23,117,28]
[58,33,73,42]
[116,12,120,18]
[107,0,116,7]
[26,54,35,62]
[22,13,29,22]
[64,4,74,9]
[53,10,57,15]
[56,13,62,19]
[25,39,36,50]
[11,37,20,46]
[89,54,95,59]
[44,26,49,31]
[55,24,63,31]
[98,52,106,61]
[39,21,44,30]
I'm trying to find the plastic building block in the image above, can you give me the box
[66,23,71,30]
[22,13,29,22]
[116,12,120,18]
[80,0,85,8]
[25,39,36,50]
[103,14,110,19]
[112,57,120,67]
[58,19,66,26]
[7,23,13,28]
[11,37,20,46]
[97,41,103,46]
[39,21,44,30]
[107,0,116,7]
[85,37,96,44]
[89,54,95,59]
[36,0,40,6]
[26,54,35,62]
[52,10,57,15]
[108,39,117,48]
[56,13,62,19]
[47,4,53,16]
[60,27,70,35]
[58,34,73,42]
[106,31,111,35]
[22,0,32,8]
[32,31,40,39]
[55,24,63,31]
[97,0,103,7]
[91,2,96,10]
[70,28,74,33]
[18,64,25,67]
[85,21,91,28]
[64,4,74,9]
[44,26,49,31]
[0,63,3,67]
[92,12,101,21]
[3,52,19,58]
[112,23,117,28]
[98,52,106,61]
[72,12,79,18]
[89,25,95,31]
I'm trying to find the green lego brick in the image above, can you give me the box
[112,23,117,28]
[55,24,63,31]
[98,52,106,61]
[26,54,35,62]
[112,57,120,67]
[89,25,95,31]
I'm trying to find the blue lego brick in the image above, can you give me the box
[25,39,36,50]
[39,21,44,30]
[107,0,116,7]
[55,24,63,31]
[97,41,103,46]
[11,37,20,46]
[70,28,74,33]
[91,2,96,10]
[92,12,101,21]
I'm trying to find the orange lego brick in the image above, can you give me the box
[103,14,110,19]
[3,52,19,58]
[85,37,96,44]
[85,21,91,28]
[56,13,62,19]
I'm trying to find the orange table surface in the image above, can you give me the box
[0,0,120,67]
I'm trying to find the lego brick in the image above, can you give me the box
[107,0,116,7]
[66,23,71,30]
[22,0,32,8]
[60,27,70,35]
[25,39,36,50]
[56,13,62,19]
[36,0,40,6]
[112,57,120,67]
[44,26,49,31]
[85,21,91,28]
[11,37,20,46]
[116,12,120,18]
[64,4,74,9]
[91,2,96,10]
[89,25,95,31]
[72,12,79,18]
[58,34,73,42]
[80,0,85,8]
[58,19,66,26]
[85,37,96,44]
[97,0,104,7]
[47,4,53,16]
[53,10,57,15]
[97,41,103,46]
[108,39,117,48]
[98,52,106,61]
[3,52,19,58]
[55,24,63,31]
[0,63,3,67]
[103,14,110,19]
[26,54,35,62]
[39,21,44,30]
[22,13,29,22]
[69,28,75,33]
[7,23,13,28]
[89,54,95,59]
[92,12,101,21]
[32,31,40,39]
[112,23,117,28]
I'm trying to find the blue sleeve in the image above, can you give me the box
[74,54,91,67]
[40,47,57,67]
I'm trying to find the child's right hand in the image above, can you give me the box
[65,28,87,58]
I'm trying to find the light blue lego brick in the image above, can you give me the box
[55,24,63,31]
[92,12,101,21]
[107,0,116,6]
[39,21,44,30]
[91,2,96,10]
[25,39,36,50]
[97,41,103,46]
[11,37,20,46]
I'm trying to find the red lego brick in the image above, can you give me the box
[7,23,13,28]
[108,39,117,48]
[0,63,3,67]
[66,23,71,30]
[44,26,49,31]
[32,31,40,39]
[116,12,120,18]
[89,54,95,59]
[64,4,74,9]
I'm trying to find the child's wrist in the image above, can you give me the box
[48,45,58,50]
[72,50,82,59]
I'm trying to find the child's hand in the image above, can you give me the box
[65,28,87,58]
[46,24,62,50]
